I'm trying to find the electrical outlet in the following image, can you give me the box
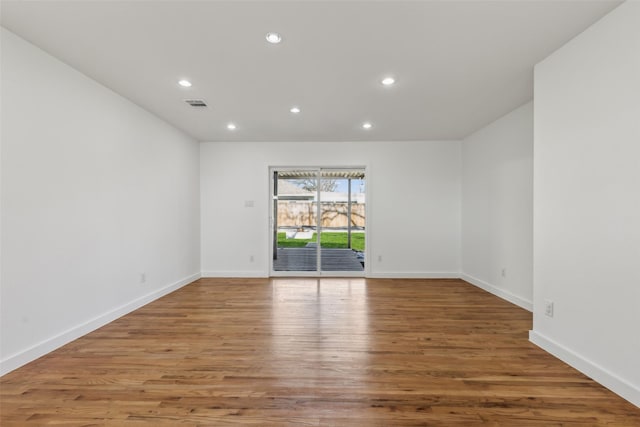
[249,255,254,262]
[544,300,554,317]
[501,268,506,278]
[140,273,146,284]
[378,255,382,262]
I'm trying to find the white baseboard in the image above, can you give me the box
[201,271,268,278]
[202,271,458,279]
[461,273,533,312]
[529,330,640,408]
[367,271,460,279]
[0,272,201,377]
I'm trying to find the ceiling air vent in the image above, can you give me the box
[185,99,207,107]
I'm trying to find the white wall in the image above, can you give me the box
[531,1,640,407]
[461,102,533,310]
[0,29,201,375]
[200,140,461,277]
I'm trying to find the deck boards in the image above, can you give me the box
[273,247,364,272]
[1,278,639,426]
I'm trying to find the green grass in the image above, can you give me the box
[277,232,365,251]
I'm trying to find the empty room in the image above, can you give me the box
[1,0,639,425]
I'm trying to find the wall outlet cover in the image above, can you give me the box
[544,300,554,317]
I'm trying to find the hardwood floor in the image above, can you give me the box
[1,278,638,426]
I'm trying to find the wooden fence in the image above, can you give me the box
[277,201,365,228]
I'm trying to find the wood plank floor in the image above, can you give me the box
[1,278,638,426]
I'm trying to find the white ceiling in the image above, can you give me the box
[1,0,621,142]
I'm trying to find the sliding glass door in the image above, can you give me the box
[272,169,319,273]
[270,168,366,276]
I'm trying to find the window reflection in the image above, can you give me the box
[268,279,370,388]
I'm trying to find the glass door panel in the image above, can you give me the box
[319,171,365,273]
[272,169,319,273]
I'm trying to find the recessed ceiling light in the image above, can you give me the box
[266,32,282,44]
[362,122,373,130]
[178,79,192,88]
[290,106,301,114]
[381,77,395,86]
[227,123,237,130]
